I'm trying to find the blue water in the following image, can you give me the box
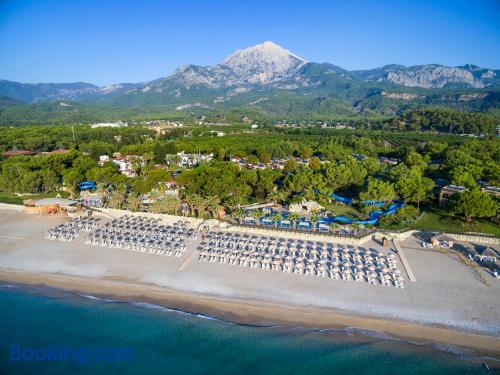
[0,284,495,375]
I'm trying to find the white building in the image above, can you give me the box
[91,121,128,128]
[98,153,144,177]
[166,151,214,168]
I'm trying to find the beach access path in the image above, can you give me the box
[393,240,417,282]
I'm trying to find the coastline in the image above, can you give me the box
[1,269,499,360]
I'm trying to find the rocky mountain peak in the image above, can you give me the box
[220,41,307,85]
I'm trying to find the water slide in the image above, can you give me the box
[256,194,404,226]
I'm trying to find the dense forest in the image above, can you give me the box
[0,125,498,233]
[393,108,498,135]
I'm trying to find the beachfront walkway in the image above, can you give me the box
[393,240,416,282]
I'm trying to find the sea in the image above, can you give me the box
[0,283,497,375]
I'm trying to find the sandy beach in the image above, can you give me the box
[0,210,499,358]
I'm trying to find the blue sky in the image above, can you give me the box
[0,0,499,85]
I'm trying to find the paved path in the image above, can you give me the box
[0,235,27,240]
[177,236,201,272]
[393,240,417,282]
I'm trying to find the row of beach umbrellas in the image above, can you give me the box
[45,216,100,242]
[85,216,196,257]
[198,232,404,288]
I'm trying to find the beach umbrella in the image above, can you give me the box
[317,265,327,276]
[284,261,294,272]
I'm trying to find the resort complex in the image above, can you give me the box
[1,2,499,371]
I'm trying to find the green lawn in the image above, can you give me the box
[0,191,61,205]
[322,202,363,219]
[410,207,500,236]
[0,192,23,204]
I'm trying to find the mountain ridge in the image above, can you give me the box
[0,41,499,125]
[1,41,498,104]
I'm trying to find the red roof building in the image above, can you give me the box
[2,149,35,157]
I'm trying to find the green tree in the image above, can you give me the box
[450,189,498,222]
[251,209,264,225]
[309,157,321,170]
[283,158,298,174]
[232,208,245,224]
[247,154,259,164]
[309,215,320,232]
[267,190,286,205]
[359,178,396,203]
[205,195,222,218]
[126,192,142,212]
[450,165,482,189]
[271,212,282,228]
[108,190,125,209]
[394,168,435,208]
[257,149,272,164]
[299,146,313,160]
[287,212,300,229]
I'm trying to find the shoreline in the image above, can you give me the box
[1,269,499,360]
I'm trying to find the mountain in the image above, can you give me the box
[0,80,141,103]
[164,41,307,90]
[353,64,500,89]
[0,41,499,124]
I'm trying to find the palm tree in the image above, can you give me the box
[205,196,221,218]
[95,182,108,202]
[143,151,155,166]
[108,190,125,209]
[148,189,162,203]
[131,156,145,177]
[251,209,264,226]
[149,199,164,214]
[167,196,181,215]
[329,222,339,233]
[267,190,285,205]
[288,212,300,229]
[195,196,208,218]
[309,215,320,232]
[184,194,199,217]
[126,192,142,212]
[224,195,242,214]
[232,208,245,224]
[271,212,282,228]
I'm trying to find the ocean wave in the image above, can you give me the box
[312,325,482,363]
[0,283,20,288]
[80,294,117,303]
[77,294,286,328]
